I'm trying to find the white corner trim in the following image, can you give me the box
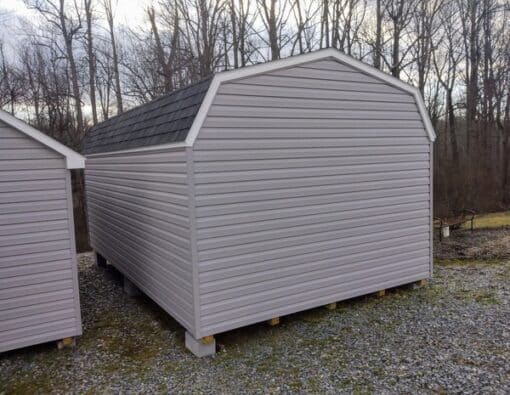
[185,48,436,146]
[411,88,437,142]
[184,76,221,147]
[0,109,85,169]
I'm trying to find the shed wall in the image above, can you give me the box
[85,148,196,333]
[0,121,82,352]
[193,58,432,335]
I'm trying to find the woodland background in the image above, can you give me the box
[0,0,509,251]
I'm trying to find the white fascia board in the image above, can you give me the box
[185,48,436,146]
[0,109,85,169]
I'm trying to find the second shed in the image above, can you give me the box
[0,110,84,353]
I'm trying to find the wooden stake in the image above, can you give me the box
[268,317,280,326]
[377,289,386,298]
[201,335,214,345]
[325,302,337,310]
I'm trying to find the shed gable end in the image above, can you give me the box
[191,57,432,335]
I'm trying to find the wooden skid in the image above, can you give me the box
[201,335,214,345]
[57,337,76,350]
[325,302,337,310]
[376,289,386,297]
[268,317,280,326]
[418,279,429,287]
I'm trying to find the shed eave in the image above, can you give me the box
[84,141,188,157]
[0,109,85,169]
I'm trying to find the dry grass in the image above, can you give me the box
[462,211,510,229]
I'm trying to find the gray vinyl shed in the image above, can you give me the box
[83,49,436,357]
[0,110,84,353]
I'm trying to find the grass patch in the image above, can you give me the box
[435,258,506,266]
[462,211,510,229]
[453,289,500,304]
[0,375,53,395]
[473,291,500,305]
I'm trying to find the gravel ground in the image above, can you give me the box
[1,230,509,394]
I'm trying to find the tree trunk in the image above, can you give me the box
[268,0,280,60]
[85,0,97,124]
[148,6,173,91]
[374,0,382,69]
[59,1,84,135]
[105,0,123,114]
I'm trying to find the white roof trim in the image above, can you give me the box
[185,48,436,146]
[0,109,85,169]
[85,141,187,157]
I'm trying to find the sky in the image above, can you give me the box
[0,0,152,51]
[2,0,152,24]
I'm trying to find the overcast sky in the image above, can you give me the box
[2,0,152,24]
[1,0,152,52]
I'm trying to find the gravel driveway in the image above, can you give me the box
[1,232,509,393]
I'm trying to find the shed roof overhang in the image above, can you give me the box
[0,109,85,169]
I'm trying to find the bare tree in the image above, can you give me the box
[290,0,318,55]
[0,42,19,114]
[331,0,367,56]
[413,0,443,95]
[382,0,418,78]
[25,0,85,135]
[178,0,226,77]
[257,0,291,60]
[433,0,463,164]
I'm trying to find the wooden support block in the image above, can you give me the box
[418,279,429,287]
[325,302,337,310]
[201,335,214,345]
[377,289,386,298]
[268,317,280,326]
[57,337,76,350]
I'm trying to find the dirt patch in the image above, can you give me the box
[435,227,510,260]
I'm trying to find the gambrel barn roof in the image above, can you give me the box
[83,48,436,156]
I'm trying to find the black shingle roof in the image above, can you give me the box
[82,78,212,155]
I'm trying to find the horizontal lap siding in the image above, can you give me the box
[0,122,81,352]
[85,148,195,332]
[193,59,432,335]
